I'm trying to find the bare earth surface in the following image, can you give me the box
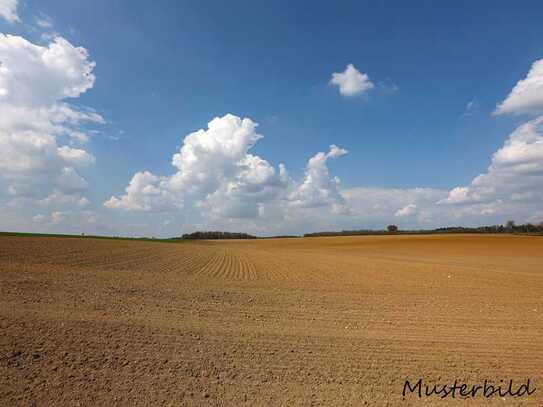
[1,234,542,406]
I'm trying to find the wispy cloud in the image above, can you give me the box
[0,0,20,23]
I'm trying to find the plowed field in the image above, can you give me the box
[1,234,542,406]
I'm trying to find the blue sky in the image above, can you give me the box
[1,1,543,236]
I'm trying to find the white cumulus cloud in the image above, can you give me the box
[0,34,102,208]
[0,35,95,106]
[440,117,543,211]
[104,171,179,212]
[288,145,348,213]
[105,115,289,217]
[330,63,374,96]
[495,59,543,116]
[105,114,349,225]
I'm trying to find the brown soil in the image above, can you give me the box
[1,234,542,406]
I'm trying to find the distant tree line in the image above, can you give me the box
[303,221,543,238]
[434,220,543,234]
[173,221,543,240]
[179,231,257,240]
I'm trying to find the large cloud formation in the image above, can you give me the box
[105,114,350,229]
[105,115,282,214]
[0,34,102,208]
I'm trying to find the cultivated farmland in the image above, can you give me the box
[1,234,542,406]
